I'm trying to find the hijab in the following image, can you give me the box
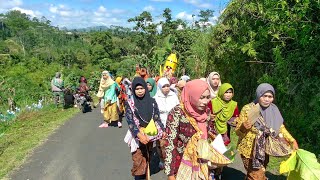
[180,75,190,82]
[255,83,283,134]
[55,72,61,78]
[157,78,170,92]
[169,77,178,85]
[211,83,237,134]
[156,77,175,98]
[146,78,157,97]
[207,72,221,98]
[132,77,154,126]
[79,76,87,83]
[96,71,114,98]
[182,79,210,138]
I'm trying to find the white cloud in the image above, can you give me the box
[143,5,155,12]
[49,4,89,18]
[110,8,126,14]
[0,0,23,9]
[11,7,41,17]
[183,0,213,8]
[49,6,57,13]
[175,11,194,21]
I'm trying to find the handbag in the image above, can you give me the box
[265,135,292,157]
[143,118,158,136]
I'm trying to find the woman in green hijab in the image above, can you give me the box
[146,78,157,97]
[212,83,239,146]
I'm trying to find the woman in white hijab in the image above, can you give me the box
[154,78,180,127]
[207,72,221,99]
[154,77,180,169]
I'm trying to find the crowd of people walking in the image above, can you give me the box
[51,69,299,180]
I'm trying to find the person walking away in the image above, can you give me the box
[235,83,299,180]
[51,72,64,107]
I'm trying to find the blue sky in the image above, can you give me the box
[0,0,230,29]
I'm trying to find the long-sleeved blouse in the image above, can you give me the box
[163,105,215,176]
[124,98,165,138]
[235,103,295,158]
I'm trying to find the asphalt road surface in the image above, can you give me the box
[9,108,285,180]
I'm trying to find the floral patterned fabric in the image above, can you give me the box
[163,105,215,176]
[235,103,295,159]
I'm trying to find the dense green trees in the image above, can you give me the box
[207,0,320,156]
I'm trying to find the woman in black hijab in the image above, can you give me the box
[124,77,166,180]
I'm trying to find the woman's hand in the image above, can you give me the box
[162,132,167,139]
[137,132,149,144]
[242,120,252,130]
[167,176,175,180]
[292,140,299,150]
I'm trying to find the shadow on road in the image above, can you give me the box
[222,166,246,179]
[222,167,286,180]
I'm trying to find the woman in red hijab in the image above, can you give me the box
[163,79,230,180]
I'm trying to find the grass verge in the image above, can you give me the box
[0,105,78,179]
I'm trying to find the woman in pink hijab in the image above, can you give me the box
[163,79,223,180]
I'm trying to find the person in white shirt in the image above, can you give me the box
[154,77,180,169]
[154,78,180,128]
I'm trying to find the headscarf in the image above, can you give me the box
[207,72,221,99]
[211,83,237,134]
[180,75,190,82]
[146,78,157,97]
[79,76,87,83]
[156,77,170,94]
[169,77,178,85]
[176,80,186,90]
[55,72,61,78]
[96,71,115,98]
[115,77,123,85]
[132,77,154,127]
[182,79,210,138]
[255,83,283,134]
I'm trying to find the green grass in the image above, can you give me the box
[0,105,78,179]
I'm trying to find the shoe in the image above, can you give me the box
[99,122,108,128]
[118,122,122,128]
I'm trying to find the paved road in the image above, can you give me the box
[9,108,285,180]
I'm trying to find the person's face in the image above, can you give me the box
[102,74,108,80]
[135,85,146,98]
[194,89,211,111]
[161,84,170,96]
[223,89,233,101]
[259,92,274,108]
[211,75,220,87]
[147,83,152,91]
